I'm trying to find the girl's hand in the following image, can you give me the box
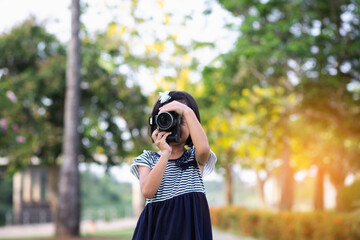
[159,101,190,116]
[152,129,172,156]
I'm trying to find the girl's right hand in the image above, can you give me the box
[152,129,172,156]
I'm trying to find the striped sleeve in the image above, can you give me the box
[202,149,217,178]
[130,151,152,180]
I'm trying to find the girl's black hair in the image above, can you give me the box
[149,91,200,147]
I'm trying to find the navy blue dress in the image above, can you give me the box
[130,147,217,240]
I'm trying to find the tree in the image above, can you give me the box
[199,63,296,207]
[214,0,360,210]
[0,18,66,170]
[0,14,150,228]
[0,17,67,219]
[56,0,82,236]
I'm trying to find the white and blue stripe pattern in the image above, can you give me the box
[131,147,217,204]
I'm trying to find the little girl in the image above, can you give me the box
[130,91,217,240]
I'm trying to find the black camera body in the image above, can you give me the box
[149,111,181,143]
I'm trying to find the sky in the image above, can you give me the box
[0,0,241,96]
[0,0,70,39]
[0,0,239,60]
[0,0,242,183]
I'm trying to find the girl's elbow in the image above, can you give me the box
[197,147,210,164]
[198,146,210,158]
[141,187,156,199]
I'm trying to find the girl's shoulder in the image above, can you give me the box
[136,149,160,162]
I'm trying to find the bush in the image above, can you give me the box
[0,173,12,226]
[210,206,360,240]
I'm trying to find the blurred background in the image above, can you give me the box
[0,0,359,239]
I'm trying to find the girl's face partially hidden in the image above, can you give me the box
[160,99,192,147]
[179,116,190,144]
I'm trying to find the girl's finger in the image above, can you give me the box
[161,132,171,140]
[152,129,160,141]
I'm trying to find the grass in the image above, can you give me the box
[82,228,134,239]
[0,228,134,240]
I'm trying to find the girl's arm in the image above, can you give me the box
[182,107,210,165]
[138,130,172,199]
[159,102,210,166]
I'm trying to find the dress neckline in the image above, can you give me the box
[154,149,188,161]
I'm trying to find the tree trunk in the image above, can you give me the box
[330,172,346,211]
[224,164,233,205]
[280,134,294,211]
[56,0,82,237]
[334,182,345,211]
[255,170,267,208]
[314,164,324,211]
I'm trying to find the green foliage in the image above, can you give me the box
[0,18,150,174]
[210,206,360,240]
[80,167,131,207]
[0,168,12,226]
[83,228,134,239]
[0,18,66,173]
[339,180,360,212]
[203,0,360,209]
[80,166,132,219]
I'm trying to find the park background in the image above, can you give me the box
[0,0,360,239]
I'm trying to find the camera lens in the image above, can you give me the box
[156,112,173,130]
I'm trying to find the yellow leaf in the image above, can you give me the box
[220,122,228,132]
[170,33,178,41]
[246,113,256,123]
[179,68,189,79]
[157,0,164,9]
[258,106,267,115]
[132,0,138,9]
[209,119,217,131]
[83,36,89,44]
[123,50,130,58]
[164,14,170,25]
[107,23,117,38]
[287,94,297,104]
[154,42,165,53]
[177,68,189,91]
[273,106,283,114]
[253,85,263,96]
[230,100,237,109]
[145,44,152,53]
[194,84,204,98]
[239,98,248,107]
[117,26,126,38]
[96,146,104,154]
[242,88,250,96]
[182,54,192,65]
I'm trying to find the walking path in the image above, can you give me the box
[0,218,255,240]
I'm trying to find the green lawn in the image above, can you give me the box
[0,228,134,240]
[82,228,134,239]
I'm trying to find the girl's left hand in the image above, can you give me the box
[159,101,189,116]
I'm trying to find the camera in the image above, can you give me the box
[149,111,181,142]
